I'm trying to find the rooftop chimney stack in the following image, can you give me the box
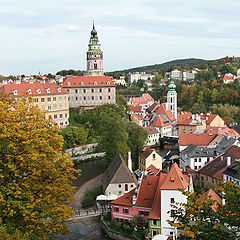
[128,151,133,173]
[227,156,231,166]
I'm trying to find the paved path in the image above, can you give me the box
[69,173,104,211]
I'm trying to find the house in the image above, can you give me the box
[223,73,235,84]
[144,126,160,146]
[0,81,69,128]
[138,147,162,171]
[179,132,218,152]
[197,146,240,188]
[201,113,225,128]
[128,104,143,115]
[151,115,172,137]
[223,160,240,186]
[111,163,193,238]
[103,152,137,197]
[62,76,116,108]
[180,144,216,171]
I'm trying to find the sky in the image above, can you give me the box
[1,0,240,76]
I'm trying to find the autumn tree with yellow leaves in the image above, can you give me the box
[0,94,80,239]
[168,181,240,240]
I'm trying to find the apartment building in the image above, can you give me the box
[0,81,69,127]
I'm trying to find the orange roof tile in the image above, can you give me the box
[0,81,68,96]
[62,76,115,87]
[143,93,154,102]
[131,97,147,105]
[160,163,190,190]
[145,164,161,176]
[135,175,159,208]
[179,133,217,146]
[156,103,175,122]
[139,147,155,159]
[205,189,222,212]
[111,188,135,207]
[151,115,171,128]
[129,104,142,113]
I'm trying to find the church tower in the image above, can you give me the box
[166,76,177,121]
[87,23,104,76]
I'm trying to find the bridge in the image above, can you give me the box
[160,136,179,144]
[68,208,108,220]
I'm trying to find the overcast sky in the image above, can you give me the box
[1,0,240,76]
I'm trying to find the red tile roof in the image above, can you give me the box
[148,173,167,219]
[151,115,171,128]
[177,111,192,125]
[111,188,135,207]
[0,81,68,96]
[144,126,159,135]
[139,147,155,159]
[131,97,147,105]
[148,102,160,113]
[135,174,159,208]
[160,163,190,190]
[205,189,222,212]
[62,76,115,87]
[179,133,217,146]
[206,127,239,137]
[200,114,219,125]
[145,164,161,176]
[155,103,175,122]
[143,93,154,102]
[129,104,142,113]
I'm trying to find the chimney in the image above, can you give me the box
[227,156,231,166]
[128,151,133,173]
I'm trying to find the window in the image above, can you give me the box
[153,219,157,225]
[108,96,111,100]
[84,97,86,100]
[153,230,157,236]
[119,191,122,195]
[100,96,102,100]
[48,106,51,110]
[41,98,45,102]
[94,63,97,70]
[139,210,144,216]
[118,184,121,188]
[84,89,86,93]
[123,208,129,214]
[35,98,38,102]
[170,210,174,216]
[60,114,63,119]
[108,88,111,92]
[76,97,78,101]
[125,184,128,191]
[54,115,57,119]
[198,158,201,162]
[59,96,62,101]
[59,104,62,109]
[92,96,94,100]
[75,89,78,93]
[207,157,210,162]
[144,211,150,216]
[92,89,94,93]
[99,89,102,92]
[195,166,198,170]
[113,207,119,212]
[65,113,67,118]
[194,158,197,162]
[201,176,204,181]
[170,198,174,203]
[53,97,56,101]
[131,184,133,188]
[153,153,156,159]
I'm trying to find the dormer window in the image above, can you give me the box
[57,87,61,93]
[36,88,41,94]
[12,90,18,96]
[67,82,71,86]
[81,82,84,85]
[94,81,97,85]
[27,89,32,94]
[45,88,50,93]
[107,81,110,85]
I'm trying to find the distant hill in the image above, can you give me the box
[112,58,207,73]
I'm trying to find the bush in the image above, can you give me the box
[81,185,103,208]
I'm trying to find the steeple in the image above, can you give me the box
[86,23,104,76]
[166,76,177,121]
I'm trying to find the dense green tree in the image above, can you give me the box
[126,122,148,169]
[169,181,240,239]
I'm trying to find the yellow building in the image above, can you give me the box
[0,81,69,128]
[138,147,162,171]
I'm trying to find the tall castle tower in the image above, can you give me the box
[86,23,104,76]
[166,76,177,120]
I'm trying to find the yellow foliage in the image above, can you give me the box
[0,94,80,238]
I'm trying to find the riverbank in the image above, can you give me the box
[69,173,104,211]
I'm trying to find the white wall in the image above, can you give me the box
[105,182,136,196]
[161,189,188,236]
